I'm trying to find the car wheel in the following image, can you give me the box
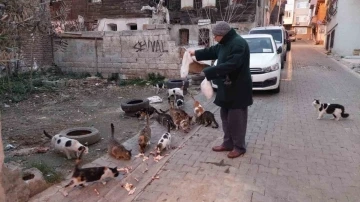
[121,99,150,117]
[284,53,287,61]
[287,43,291,51]
[272,84,280,94]
[281,59,285,69]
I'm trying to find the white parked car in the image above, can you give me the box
[211,34,283,93]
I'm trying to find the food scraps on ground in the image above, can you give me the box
[154,155,164,162]
[94,189,100,195]
[128,187,136,195]
[122,183,134,192]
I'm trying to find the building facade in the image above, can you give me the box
[292,0,312,39]
[325,0,360,56]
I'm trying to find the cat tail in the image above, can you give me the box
[111,123,115,138]
[167,120,171,133]
[340,107,349,118]
[153,108,162,114]
[43,130,53,139]
[212,118,219,128]
[75,148,86,169]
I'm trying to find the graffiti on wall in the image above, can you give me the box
[133,40,168,52]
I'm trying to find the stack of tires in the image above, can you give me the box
[190,74,205,86]
[165,79,190,95]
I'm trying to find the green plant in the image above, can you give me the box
[30,161,63,184]
[95,72,103,78]
[147,72,165,84]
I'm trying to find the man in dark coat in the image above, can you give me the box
[189,21,253,158]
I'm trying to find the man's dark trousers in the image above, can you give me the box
[220,107,248,152]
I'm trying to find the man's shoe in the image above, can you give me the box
[227,150,246,158]
[212,145,233,152]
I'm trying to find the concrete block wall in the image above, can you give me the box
[54,30,181,79]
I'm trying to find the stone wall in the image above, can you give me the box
[0,116,5,202]
[54,30,181,79]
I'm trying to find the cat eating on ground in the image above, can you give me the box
[195,111,219,128]
[312,99,349,121]
[153,81,166,94]
[61,149,119,196]
[156,120,172,155]
[155,109,176,130]
[108,123,132,160]
[138,112,151,153]
[135,106,161,120]
[43,130,89,159]
[161,98,193,133]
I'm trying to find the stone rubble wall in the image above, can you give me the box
[54,30,181,79]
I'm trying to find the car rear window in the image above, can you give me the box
[249,29,282,43]
[245,38,273,53]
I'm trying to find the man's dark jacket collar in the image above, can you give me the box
[219,29,237,45]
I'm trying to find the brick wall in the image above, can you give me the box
[54,30,181,79]
[20,32,53,68]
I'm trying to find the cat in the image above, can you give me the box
[43,130,89,160]
[135,106,161,120]
[161,98,193,133]
[312,99,349,121]
[108,123,132,160]
[195,111,219,128]
[168,94,184,108]
[153,81,166,94]
[167,80,185,97]
[156,120,172,155]
[138,112,151,153]
[168,87,184,97]
[189,93,205,117]
[154,109,176,130]
[61,149,119,196]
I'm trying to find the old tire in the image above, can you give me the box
[121,99,150,117]
[191,74,205,81]
[166,79,189,94]
[59,127,100,146]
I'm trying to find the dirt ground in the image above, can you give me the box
[1,77,173,178]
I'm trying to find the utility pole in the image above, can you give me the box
[276,0,282,25]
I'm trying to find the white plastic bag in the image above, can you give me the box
[180,51,193,78]
[201,78,214,100]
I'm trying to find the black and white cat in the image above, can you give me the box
[153,82,166,94]
[156,120,172,155]
[44,130,89,159]
[312,99,349,121]
[61,149,119,196]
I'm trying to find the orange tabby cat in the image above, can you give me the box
[190,93,205,117]
[138,112,151,153]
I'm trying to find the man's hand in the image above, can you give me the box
[188,50,195,56]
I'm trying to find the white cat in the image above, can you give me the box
[44,131,89,159]
[156,121,172,155]
[312,99,349,121]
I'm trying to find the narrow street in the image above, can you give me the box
[29,41,360,202]
[133,40,360,202]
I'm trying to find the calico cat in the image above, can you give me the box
[154,109,176,130]
[196,111,219,128]
[108,123,132,160]
[61,149,119,196]
[312,99,349,121]
[161,98,193,133]
[156,120,172,155]
[43,130,89,159]
[138,112,151,153]
[135,106,161,120]
[189,93,205,117]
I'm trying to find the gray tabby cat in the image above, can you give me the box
[108,123,132,160]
